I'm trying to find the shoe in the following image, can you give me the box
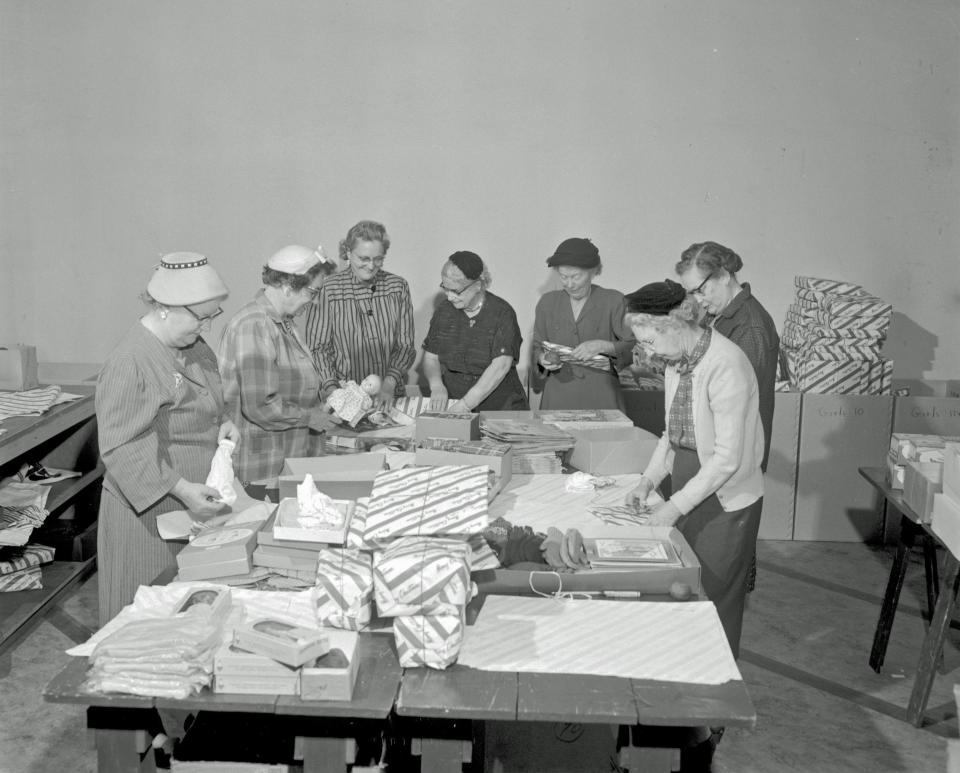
[679,727,723,773]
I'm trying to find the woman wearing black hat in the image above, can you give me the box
[422,251,528,412]
[623,279,763,660]
[531,237,633,409]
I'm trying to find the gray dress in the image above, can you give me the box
[96,322,223,625]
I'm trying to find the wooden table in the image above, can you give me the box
[859,466,960,727]
[44,633,402,773]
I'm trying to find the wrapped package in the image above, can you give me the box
[373,537,472,617]
[312,548,374,630]
[794,276,864,295]
[345,498,388,552]
[784,351,869,395]
[393,612,465,670]
[205,438,238,506]
[365,465,489,539]
[0,543,55,575]
[468,533,501,570]
[0,565,42,591]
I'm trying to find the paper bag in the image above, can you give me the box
[0,345,39,392]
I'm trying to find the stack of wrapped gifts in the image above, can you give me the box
[780,276,893,394]
[0,542,54,592]
[481,418,575,473]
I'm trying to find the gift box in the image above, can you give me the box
[468,533,501,570]
[566,426,660,475]
[393,612,465,669]
[786,353,868,395]
[213,644,300,695]
[0,565,42,592]
[373,537,472,617]
[300,629,361,701]
[233,618,330,668]
[415,411,481,442]
[888,433,957,465]
[252,545,319,574]
[365,465,489,539]
[312,548,374,630]
[273,497,353,545]
[171,586,232,622]
[794,276,864,295]
[414,441,513,499]
[0,543,54,575]
[903,461,942,523]
[176,524,258,581]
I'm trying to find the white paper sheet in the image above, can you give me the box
[156,482,271,540]
[457,595,742,685]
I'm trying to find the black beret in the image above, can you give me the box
[448,251,485,280]
[546,237,600,269]
[624,279,687,315]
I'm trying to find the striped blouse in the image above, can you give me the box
[96,322,223,514]
[304,269,416,396]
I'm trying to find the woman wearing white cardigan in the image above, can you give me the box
[624,279,763,660]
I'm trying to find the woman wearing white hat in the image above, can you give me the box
[219,245,337,496]
[96,252,237,624]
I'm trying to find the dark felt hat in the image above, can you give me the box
[447,250,485,280]
[624,279,687,316]
[546,237,600,269]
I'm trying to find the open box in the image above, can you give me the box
[273,497,354,545]
[566,425,660,475]
[278,453,386,501]
[299,628,360,701]
[471,526,700,597]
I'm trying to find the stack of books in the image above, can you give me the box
[481,418,575,474]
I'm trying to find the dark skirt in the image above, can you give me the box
[442,367,529,411]
[671,446,762,659]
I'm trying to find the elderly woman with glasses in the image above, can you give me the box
[95,252,238,624]
[531,237,633,410]
[624,279,763,660]
[422,251,528,412]
[305,220,415,409]
[218,245,337,497]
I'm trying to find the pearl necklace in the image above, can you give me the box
[464,293,485,326]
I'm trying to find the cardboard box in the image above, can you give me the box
[252,546,319,573]
[793,394,893,542]
[566,426,660,475]
[0,344,39,392]
[415,411,480,442]
[893,395,960,436]
[213,644,300,695]
[902,461,942,523]
[278,453,386,501]
[300,629,360,701]
[176,524,259,580]
[944,443,960,502]
[414,444,513,499]
[886,458,905,491]
[233,619,330,667]
[887,433,956,465]
[394,612,465,669]
[931,492,960,560]
[535,409,634,430]
[471,526,700,596]
[760,391,801,540]
[257,510,326,551]
[273,497,353,545]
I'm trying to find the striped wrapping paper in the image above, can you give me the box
[822,294,892,318]
[862,358,894,395]
[457,596,741,685]
[373,536,472,616]
[783,318,882,344]
[393,396,453,418]
[781,338,882,362]
[787,303,820,321]
[312,548,373,630]
[0,565,42,592]
[0,543,54,575]
[393,612,465,669]
[468,533,501,570]
[794,276,864,295]
[815,309,890,338]
[785,351,869,394]
[419,438,513,457]
[344,498,389,551]
[365,465,489,539]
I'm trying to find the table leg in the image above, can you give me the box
[420,737,464,773]
[95,728,156,773]
[621,745,680,773]
[870,515,917,672]
[922,534,941,620]
[907,554,960,727]
[301,736,351,773]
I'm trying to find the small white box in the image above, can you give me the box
[273,497,354,545]
[233,619,330,668]
[300,629,360,702]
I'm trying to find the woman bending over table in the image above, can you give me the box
[624,279,763,659]
[96,253,238,625]
[422,251,528,412]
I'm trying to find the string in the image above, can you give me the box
[527,571,594,601]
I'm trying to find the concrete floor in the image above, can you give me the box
[0,539,954,773]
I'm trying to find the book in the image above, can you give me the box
[585,537,682,568]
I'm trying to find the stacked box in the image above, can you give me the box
[393,612,465,670]
[903,462,943,523]
[372,537,472,617]
[781,276,893,395]
[312,548,373,631]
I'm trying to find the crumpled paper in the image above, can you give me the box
[296,474,345,528]
[205,439,238,506]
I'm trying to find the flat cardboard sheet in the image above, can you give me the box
[457,595,741,685]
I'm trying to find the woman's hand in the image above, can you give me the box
[538,351,563,372]
[217,420,240,446]
[377,376,397,411]
[171,479,227,519]
[569,339,611,362]
[307,402,340,433]
[428,386,449,411]
[647,500,682,527]
[625,477,655,509]
[447,399,472,414]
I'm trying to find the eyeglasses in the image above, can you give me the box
[185,305,224,325]
[440,280,479,297]
[351,252,386,267]
[689,272,714,296]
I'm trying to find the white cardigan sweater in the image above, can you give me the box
[642,332,764,514]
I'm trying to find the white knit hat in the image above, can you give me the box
[146,252,229,306]
[267,244,329,275]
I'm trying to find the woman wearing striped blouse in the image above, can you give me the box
[304,220,416,409]
[95,253,238,625]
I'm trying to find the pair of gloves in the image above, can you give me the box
[540,527,589,572]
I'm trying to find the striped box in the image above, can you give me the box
[312,548,373,630]
[393,612,465,669]
[468,533,501,570]
[344,498,389,552]
[0,543,54,576]
[823,294,892,318]
[794,276,864,295]
[862,358,893,395]
[0,565,42,592]
[365,465,489,539]
[373,537,472,617]
[817,309,891,338]
[788,353,869,395]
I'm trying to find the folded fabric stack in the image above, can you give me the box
[85,612,224,699]
[481,418,575,473]
[0,543,54,591]
[0,504,48,547]
[374,537,471,669]
[780,276,893,395]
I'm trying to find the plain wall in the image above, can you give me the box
[2,0,958,383]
